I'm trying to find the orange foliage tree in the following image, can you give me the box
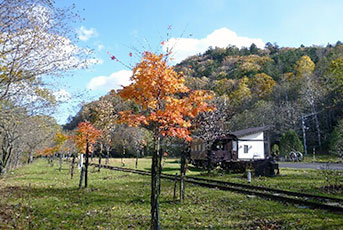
[73,122,102,188]
[117,51,213,230]
[36,131,68,167]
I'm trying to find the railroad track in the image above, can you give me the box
[90,163,343,213]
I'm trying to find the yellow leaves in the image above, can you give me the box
[224,55,273,73]
[55,132,68,145]
[249,73,276,98]
[295,55,315,80]
[229,76,252,106]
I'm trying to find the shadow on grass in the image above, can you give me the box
[3,179,151,208]
[188,166,206,173]
[166,160,180,164]
[161,167,179,172]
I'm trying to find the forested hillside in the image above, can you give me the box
[66,42,343,156]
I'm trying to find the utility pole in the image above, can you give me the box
[301,111,320,156]
[301,116,308,155]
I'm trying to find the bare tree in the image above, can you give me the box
[0,0,91,100]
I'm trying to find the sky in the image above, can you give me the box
[51,0,343,124]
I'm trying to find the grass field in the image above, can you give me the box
[302,154,342,163]
[0,158,342,229]
[107,157,343,198]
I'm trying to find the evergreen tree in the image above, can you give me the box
[329,119,343,158]
[279,130,304,156]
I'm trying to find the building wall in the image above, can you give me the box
[237,132,265,160]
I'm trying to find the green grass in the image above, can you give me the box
[302,154,342,163]
[107,157,343,199]
[0,158,343,229]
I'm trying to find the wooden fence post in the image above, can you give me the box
[173,173,178,201]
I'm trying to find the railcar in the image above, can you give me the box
[189,126,279,176]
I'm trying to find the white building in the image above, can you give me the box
[231,126,271,161]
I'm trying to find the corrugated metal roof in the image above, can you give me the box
[230,125,272,137]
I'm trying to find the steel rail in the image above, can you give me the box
[90,163,343,212]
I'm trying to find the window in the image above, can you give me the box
[232,141,237,151]
[244,145,249,153]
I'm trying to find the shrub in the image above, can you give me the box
[279,129,304,156]
[329,119,343,157]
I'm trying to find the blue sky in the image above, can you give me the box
[52,0,343,124]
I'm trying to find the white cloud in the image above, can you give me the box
[77,26,98,41]
[97,44,104,51]
[87,70,132,91]
[163,27,265,63]
[53,89,71,102]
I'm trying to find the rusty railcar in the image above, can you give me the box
[189,126,279,176]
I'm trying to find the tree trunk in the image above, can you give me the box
[106,148,109,165]
[106,146,110,165]
[180,151,187,202]
[135,149,139,169]
[99,143,103,172]
[85,141,89,188]
[0,164,5,175]
[50,155,54,167]
[71,154,76,179]
[98,156,102,172]
[52,154,55,166]
[207,149,212,174]
[151,136,162,230]
[27,152,33,164]
[121,148,125,166]
[59,153,63,172]
[79,166,84,189]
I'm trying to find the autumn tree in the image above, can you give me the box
[296,56,323,149]
[0,0,90,101]
[54,132,68,171]
[249,73,276,99]
[117,51,213,230]
[73,122,102,188]
[326,57,343,105]
[61,135,78,178]
[21,115,59,164]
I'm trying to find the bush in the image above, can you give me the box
[279,129,304,156]
[329,119,343,158]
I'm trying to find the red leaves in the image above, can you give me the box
[129,52,133,57]
[111,55,116,60]
[73,122,102,154]
[117,51,214,142]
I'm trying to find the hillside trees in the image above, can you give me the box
[19,115,60,164]
[0,101,59,174]
[175,44,343,153]
[63,43,343,159]
[326,57,343,106]
[117,51,213,230]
